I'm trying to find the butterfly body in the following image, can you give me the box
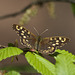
[12,24,70,54]
[34,36,41,51]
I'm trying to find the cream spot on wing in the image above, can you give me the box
[23,36,26,38]
[16,26,20,30]
[21,33,24,35]
[50,37,53,40]
[48,46,51,49]
[56,40,59,43]
[52,44,56,46]
[61,40,64,42]
[29,45,31,48]
[20,26,23,29]
[52,47,54,50]
[59,37,62,40]
[46,50,49,53]
[64,38,66,41]
[28,32,30,34]
[61,38,66,42]
[26,43,28,46]
[21,40,27,45]
[54,38,56,40]
[21,30,24,33]
[23,39,26,43]
[16,25,18,28]
[60,46,62,47]
[61,43,64,46]
[26,40,29,42]
[27,35,29,37]
[24,30,26,32]
[56,42,59,45]
[27,44,29,47]
[26,43,31,47]
[49,47,54,52]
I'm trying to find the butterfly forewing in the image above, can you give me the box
[13,24,36,48]
[39,36,70,54]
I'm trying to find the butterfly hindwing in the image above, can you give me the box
[13,24,36,48]
[39,36,70,54]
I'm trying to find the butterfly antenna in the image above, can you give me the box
[40,29,48,35]
[33,27,39,35]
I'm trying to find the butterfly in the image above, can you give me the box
[12,24,70,54]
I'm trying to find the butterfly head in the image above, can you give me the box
[33,26,48,36]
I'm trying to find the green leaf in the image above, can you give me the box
[71,3,75,16]
[0,65,37,73]
[55,49,75,75]
[5,71,21,75]
[25,52,55,75]
[0,47,23,61]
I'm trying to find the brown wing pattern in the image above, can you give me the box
[13,24,36,48]
[39,36,70,54]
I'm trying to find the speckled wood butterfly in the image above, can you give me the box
[12,24,70,54]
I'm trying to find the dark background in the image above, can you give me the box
[0,0,75,75]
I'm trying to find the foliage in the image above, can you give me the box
[0,47,75,75]
[55,49,75,75]
[0,0,75,20]
[47,2,55,18]
[0,65,37,73]
[5,71,21,75]
[25,50,75,75]
[25,52,55,75]
[19,6,38,25]
[71,3,75,16]
[0,47,23,61]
